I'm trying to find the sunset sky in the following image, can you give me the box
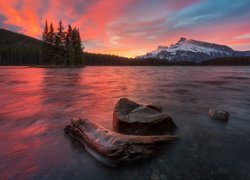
[0,0,250,57]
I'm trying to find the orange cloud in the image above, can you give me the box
[0,0,42,37]
[0,0,249,57]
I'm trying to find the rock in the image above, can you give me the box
[208,109,229,121]
[64,118,177,165]
[113,98,176,135]
[146,104,162,112]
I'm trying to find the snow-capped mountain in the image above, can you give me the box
[137,37,250,62]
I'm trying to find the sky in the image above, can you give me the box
[0,0,250,57]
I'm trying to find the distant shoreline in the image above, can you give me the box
[29,65,85,68]
[0,64,250,68]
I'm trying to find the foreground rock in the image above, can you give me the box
[113,98,176,135]
[208,109,229,121]
[64,118,177,165]
[146,104,162,112]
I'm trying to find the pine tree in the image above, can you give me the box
[65,25,74,65]
[65,25,72,49]
[42,20,49,42]
[41,20,50,64]
[75,29,83,65]
[48,23,55,46]
[70,28,83,65]
[40,20,84,66]
[47,22,55,64]
[57,20,65,49]
[71,28,77,65]
[54,20,66,65]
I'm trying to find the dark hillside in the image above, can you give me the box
[0,28,42,65]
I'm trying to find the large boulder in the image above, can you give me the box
[146,104,162,113]
[208,109,229,121]
[113,98,176,135]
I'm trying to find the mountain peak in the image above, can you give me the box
[136,37,250,62]
[178,37,187,43]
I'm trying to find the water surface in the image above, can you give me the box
[0,66,250,179]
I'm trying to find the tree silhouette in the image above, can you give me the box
[48,23,55,46]
[65,25,74,65]
[41,20,50,64]
[41,20,84,66]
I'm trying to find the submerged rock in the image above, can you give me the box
[208,109,229,121]
[113,98,176,135]
[64,118,177,165]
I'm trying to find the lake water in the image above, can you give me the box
[0,66,250,179]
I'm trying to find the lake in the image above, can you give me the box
[0,66,250,179]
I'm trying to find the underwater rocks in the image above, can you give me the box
[113,98,177,135]
[208,109,229,121]
[64,118,177,164]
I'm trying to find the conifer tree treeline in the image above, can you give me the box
[1,27,250,66]
[41,20,84,66]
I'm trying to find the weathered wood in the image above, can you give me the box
[64,118,177,164]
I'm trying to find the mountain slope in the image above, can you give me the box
[0,28,42,49]
[137,37,250,62]
[0,28,42,65]
[1,28,250,66]
[0,28,131,66]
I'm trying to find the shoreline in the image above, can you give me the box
[29,65,85,68]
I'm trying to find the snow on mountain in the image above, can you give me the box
[137,37,250,62]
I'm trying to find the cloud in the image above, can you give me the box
[0,0,249,57]
[170,0,250,29]
[0,14,21,32]
[234,33,250,39]
[0,0,43,37]
[174,14,220,28]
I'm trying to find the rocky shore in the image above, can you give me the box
[65,98,229,166]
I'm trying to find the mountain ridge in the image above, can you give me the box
[0,28,132,65]
[0,28,42,48]
[1,28,250,66]
[137,37,250,62]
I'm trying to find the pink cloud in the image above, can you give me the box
[0,0,42,37]
[0,0,249,57]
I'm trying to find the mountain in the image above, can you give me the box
[1,28,250,66]
[137,37,250,62]
[0,28,131,66]
[0,28,42,49]
[0,28,42,65]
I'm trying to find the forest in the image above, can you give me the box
[41,20,83,66]
[1,27,250,66]
[0,28,41,65]
[201,56,250,65]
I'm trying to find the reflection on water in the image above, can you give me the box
[0,66,250,179]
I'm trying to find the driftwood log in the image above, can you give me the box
[64,118,177,165]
